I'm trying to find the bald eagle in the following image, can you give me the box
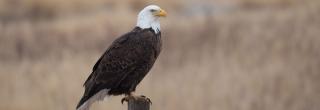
[76,5,167,110]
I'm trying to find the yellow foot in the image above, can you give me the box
[121,95,152,104]
[121,95,134,104]
[140,95,152,105]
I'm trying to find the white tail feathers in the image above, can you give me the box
[77,89,110,110]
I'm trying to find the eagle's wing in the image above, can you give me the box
[81,31,144,99]
[77,32,138,109]
[83,55,102,87]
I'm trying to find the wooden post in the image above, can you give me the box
[123,95,151,110]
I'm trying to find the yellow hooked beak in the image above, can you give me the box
[155,9,167,17]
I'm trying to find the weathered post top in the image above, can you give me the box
[122,95,152,110]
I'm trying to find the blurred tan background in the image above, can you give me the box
[1,0,320,110]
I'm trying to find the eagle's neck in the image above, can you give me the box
[136,13,160,34]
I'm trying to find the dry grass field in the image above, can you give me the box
[1,0,320,110]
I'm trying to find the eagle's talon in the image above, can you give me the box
[121,97,129,104]
[121,95,152,104]
[121,94,136,104]
[145,97,152,105]
[140,95,152,105]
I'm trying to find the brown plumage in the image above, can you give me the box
[77,27,161,109]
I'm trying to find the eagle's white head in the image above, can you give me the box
[136,5,167,34]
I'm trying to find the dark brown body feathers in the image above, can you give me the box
[77,27,161,109]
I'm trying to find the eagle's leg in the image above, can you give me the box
[121,93,152,104]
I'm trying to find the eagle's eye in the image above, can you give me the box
[150,9,157,12]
